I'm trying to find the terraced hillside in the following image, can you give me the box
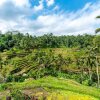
[0,33,100,99]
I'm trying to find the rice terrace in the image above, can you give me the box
[0,0,100,100]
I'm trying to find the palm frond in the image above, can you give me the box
[95,28,100,33]
[96,16,100,18]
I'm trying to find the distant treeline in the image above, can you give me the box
[0,32,95,51]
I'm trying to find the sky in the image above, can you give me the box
[0,0,100,35]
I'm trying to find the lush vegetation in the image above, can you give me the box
[0,32,94,51]
[0,76,100,100]
[0,31,100,99]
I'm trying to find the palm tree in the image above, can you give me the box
[93,46,100,88]
[80,57,85,84]
[85,47,99,86]
[86,54,95,85]
[95,56,99,88]
[87,46,100,88]
[76,57,85,84]
[94,15,100,88]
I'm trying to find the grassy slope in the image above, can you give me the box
[0,76,100,100]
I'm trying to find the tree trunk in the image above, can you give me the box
[80,68,84,84]
[88,68,92,81]
[96,56,99,88]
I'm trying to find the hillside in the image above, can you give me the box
[0,76,100,100]
[0,33,100,99]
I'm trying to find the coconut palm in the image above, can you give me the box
[87,47,100,88]
[76,56,85,84]
[93,15,100,87]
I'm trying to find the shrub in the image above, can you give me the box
[11,89,24,100]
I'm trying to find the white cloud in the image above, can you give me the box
[0,0,6,6]
[53,5,59,11]
[0,0,30,7]
[12,0,30,7]
[33,0,44,11]
[0,1,31,21]
[0,0,100,36]
[46,0,55,7]
[21,1,100,35]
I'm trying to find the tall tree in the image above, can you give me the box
[93,40,100,88]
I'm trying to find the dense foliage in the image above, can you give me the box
[0,32,94,52]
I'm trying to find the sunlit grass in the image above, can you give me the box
[0,76,100,99]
